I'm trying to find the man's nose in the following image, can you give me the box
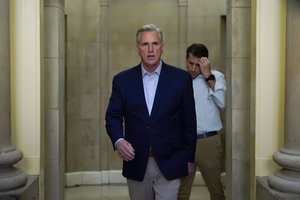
[148,44,154,52]
[191,65,196,71]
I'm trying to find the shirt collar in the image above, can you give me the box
[141,61,162,76]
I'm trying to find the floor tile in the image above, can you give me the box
[65,184,209,200]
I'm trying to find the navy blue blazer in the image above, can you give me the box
[105,61,197,181]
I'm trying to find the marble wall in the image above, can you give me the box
[65,0,102,172]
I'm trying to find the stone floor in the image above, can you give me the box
[65,184,210,200]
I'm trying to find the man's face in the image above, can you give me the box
[186,53,201,79]
[136,31,164,72]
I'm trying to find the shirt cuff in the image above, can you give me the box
[114,138,125,149]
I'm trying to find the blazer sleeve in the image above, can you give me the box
[105,75,125,148]
[182,74,197,162]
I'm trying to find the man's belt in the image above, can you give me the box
[197,131,218,139]
[149,151,153,157]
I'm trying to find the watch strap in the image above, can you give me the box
[205,74,215,82]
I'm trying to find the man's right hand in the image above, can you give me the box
[115,139,135,161]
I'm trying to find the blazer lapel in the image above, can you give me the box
[131,65,150,117]
[150,63,170,117]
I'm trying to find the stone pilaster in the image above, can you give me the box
[99,0,110,171]
[0,0,27,192]
[226,0,252,199]
[178,0,188,68]
[44,0,65,199]
[268,0,300,196]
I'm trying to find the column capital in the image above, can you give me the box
[100,0,110,7]
[178,0,188,7]
[44,0,64,7]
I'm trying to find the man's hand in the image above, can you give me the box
[115,139,135,161]
[199,57,215,90]
[181,162,196,182]
[199,57,212,78]
[187,162,196,176]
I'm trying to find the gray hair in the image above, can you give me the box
[135,24,164,44]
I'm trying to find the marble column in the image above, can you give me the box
[178,0,188,68]
[0,0,27,192]
[268,0,300,195]
[44,0,65,199]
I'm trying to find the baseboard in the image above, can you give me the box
[66,170,206,187]
[65,170,126,187]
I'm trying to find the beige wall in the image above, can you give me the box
[254,0,285,177]
[10,0,41,175]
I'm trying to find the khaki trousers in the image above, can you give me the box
[127,157,181,200]
[178,133,225,200]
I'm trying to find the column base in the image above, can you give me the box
[0,175,39,200]
[273,148,300,171]
[268,169,300,194]
[0,146,28,191]
[256,176,300,200]
[0,167,27,191]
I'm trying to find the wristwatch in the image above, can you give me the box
[205,74,216,82]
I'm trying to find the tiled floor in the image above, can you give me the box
[65,184,209,200]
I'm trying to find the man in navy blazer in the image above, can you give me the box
[105,24,197,200]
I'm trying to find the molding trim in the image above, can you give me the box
[65,170,206,187]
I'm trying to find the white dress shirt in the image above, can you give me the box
[193,70,226,135]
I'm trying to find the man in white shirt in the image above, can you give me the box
[178,43,226,200]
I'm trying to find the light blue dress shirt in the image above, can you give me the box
[193,70,226,135]
[142,62,162,115]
